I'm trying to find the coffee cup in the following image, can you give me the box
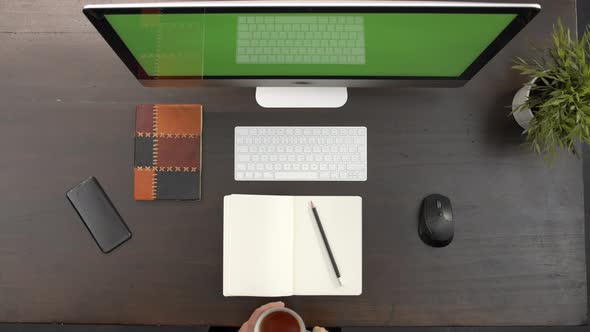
[253,307,307,332]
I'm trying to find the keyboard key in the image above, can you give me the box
[236,128,249,135]
[275,172,319,180]
[347,163,365,171]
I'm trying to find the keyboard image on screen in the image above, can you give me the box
[235,127,367,181]
[236,16,366,65]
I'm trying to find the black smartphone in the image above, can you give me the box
[66,177,132,253]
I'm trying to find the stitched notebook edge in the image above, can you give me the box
[152,106,159,200]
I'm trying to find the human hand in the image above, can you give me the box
[238,301,285,332]
[312,327,329,332]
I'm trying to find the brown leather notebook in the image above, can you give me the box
[134,104,202,200]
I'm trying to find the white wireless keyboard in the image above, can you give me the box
[235,126,367,181]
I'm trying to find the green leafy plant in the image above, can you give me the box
[512,19,590,162]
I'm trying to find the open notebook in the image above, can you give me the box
[223,194,362,297]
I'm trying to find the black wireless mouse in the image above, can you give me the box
[418,194,454,247]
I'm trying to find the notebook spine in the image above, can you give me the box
[153,107,159,165]
[152,106,159,200]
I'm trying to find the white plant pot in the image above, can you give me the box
[512,77,538,130]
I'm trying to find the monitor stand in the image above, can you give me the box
[255,87,348,108]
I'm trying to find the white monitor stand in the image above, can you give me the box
[255,87,348,108]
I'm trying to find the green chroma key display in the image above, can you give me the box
[105,12,516,77]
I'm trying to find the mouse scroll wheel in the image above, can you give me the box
[436,200,442,209]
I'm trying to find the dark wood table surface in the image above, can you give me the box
[0,0,586,327]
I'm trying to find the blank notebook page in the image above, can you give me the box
[293,196,362,295]
[223,195,294,297]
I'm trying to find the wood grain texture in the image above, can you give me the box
[0,0,586,327]
[0,325,208,332]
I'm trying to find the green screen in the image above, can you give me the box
[105,12,516,77]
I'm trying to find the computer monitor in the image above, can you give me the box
[83,1,540,108]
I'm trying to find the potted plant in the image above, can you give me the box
[511,20,590,161]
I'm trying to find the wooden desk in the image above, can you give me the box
[0,0,585,327]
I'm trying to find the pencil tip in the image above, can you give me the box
[310,201,315,208]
